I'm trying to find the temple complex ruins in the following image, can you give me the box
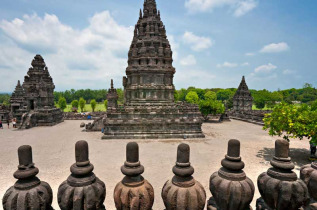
[233,76,253,112]
[10,54,63,129]
[99,0,204,139]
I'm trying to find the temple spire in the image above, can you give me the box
[111,79,114,89]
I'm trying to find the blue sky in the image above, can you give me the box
[0,0,316,92]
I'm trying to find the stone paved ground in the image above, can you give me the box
[0,120,311,209]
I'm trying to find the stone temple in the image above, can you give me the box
[10,55,63,129]
[101,0,204,139]
[233,76,253,112]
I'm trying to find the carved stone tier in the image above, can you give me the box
[208,139,254,210]
[102,102,204,139]
[233,76,253,112]
[300,161,317,209]
[162,143,206,210]
[57,140,106,210]
[257,139,309,210]
[2,145,53,210]
[114,142,154,209]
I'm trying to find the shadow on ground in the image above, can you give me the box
[257,147,311,167]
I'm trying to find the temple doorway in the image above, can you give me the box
[30,100,35,110]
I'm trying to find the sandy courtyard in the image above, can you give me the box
[0,120,311,209]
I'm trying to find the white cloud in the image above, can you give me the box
[0,12,134,91]
[217,62,238,68]
[245,52,255,56]
[254,63,277,74]
[234,0,257,17]
[217,61,249,68]
[260,42,290,53]
[185,0,257,17]
[283,69,295,75]
[182,31,213,52]
[180,54,197,66]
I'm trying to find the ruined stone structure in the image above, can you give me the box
[114,142,154,209]
[233,76,253,112]
[10,55,63,129]
[57,140,106,210]
[208,139,255,210]
[102,0,204,139]
[2,145,53,210]
[257,139,309,210]
[0,104,10,123]
[162,143,206,210]
[300,161,317,209]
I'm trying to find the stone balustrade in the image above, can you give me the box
[2,139,313,210]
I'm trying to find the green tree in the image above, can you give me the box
[104,100,108,109]
[311,100,317,111]
[199,100,224,121]
[255,98,266,110]
[79,97,86,112]
[216,89,234,101]
[174,90,179,102]
[90,99,97,112]
[71,100,79,109]
[263,102,317,142]
[185,91,199,104]
[204,91,217,101]
[58,97,67,111]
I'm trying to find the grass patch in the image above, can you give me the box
[56,103,107,112]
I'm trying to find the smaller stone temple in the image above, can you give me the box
[0,104,10,122]
[233,76,253,112]
[107,79,118,109]
[10,54,63,129]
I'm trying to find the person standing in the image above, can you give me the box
[7,118,10,129]
[12,118,17,128]
[0,120,3,129]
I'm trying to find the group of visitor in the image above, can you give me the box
[0,118,17,129]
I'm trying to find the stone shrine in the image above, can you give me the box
[0,104,10,123]
[233,76,253,112]
[10,55,63,129]
[101,0,204,139]
[107,79,119,109]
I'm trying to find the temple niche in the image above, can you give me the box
[10,54,63,129]
[100,0,204,139]
[233,76,253,112]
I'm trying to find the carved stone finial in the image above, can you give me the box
[257,139,309,210]
[114,142,154,210]
[208,139,254,210]
[111,79,114,89]
[162,143,206,210]
[300,161,317,209]
[57,140,106,210]
[2,145,53,210]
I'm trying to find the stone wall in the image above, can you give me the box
[63,112,106,120]
[229,110,272,125]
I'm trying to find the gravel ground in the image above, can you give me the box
[0,120,311,209]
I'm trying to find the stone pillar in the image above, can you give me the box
[161,143,206,210]
[257,139,309,210]
[207,139,254,210]
[300,161,317,209]
[57,140,106,210]
[114,142,154,209]
[2,145,53,210]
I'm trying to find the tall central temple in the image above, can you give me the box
[102,0,204,139]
